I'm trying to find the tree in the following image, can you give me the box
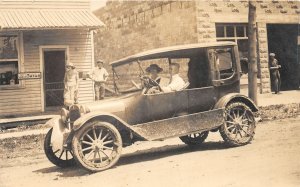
[248,1,258,105]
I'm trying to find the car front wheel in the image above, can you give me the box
[220,102,256,146]
[44,128,76,168]
[72,121,122,172]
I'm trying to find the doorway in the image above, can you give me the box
[267,24,300,91]
[43,49,66,107]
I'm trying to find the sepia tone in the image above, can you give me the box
[0,0,299,187]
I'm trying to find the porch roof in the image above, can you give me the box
[0,10,104,30]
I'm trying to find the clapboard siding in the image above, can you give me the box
[0,29,94,116]
[0,0,90,10]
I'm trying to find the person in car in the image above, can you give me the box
[145,64,163,84]
[161,63,185,92]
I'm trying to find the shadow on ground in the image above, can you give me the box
[34,140,231,177]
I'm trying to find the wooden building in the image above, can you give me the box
[0,0,104,116]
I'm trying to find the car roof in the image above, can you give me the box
[110,41,236,66]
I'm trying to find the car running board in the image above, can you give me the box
[132,108,224,141]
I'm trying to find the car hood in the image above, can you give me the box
[82,92,138,114]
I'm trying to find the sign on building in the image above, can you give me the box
[18,72,41,80]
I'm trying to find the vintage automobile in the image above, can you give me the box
[44,41,258,172]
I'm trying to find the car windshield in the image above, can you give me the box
[112,57,194,94]
[112,61,144,93]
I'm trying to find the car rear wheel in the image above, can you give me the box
[220,102,256,146]
[179,131,209,146]
[72,121,122,172]
[44,128,76,168]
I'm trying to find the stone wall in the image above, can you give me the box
[257,22,270,93]
[94,1,198,63]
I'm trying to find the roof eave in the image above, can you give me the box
[0,25,104,31]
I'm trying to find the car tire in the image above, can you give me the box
[219,102,256,146]
[44,128,76,168]
[72,121,122,172]
[179,131,209,146]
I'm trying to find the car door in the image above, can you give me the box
[144,90,189,121]
[187,87,216,114]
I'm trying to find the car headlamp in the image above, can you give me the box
[60,108,69,123]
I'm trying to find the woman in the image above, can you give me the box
[143,64,163,94]
[145,64,163,84]
[64,63,79,106]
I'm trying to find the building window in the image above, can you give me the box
[0,35,20,86]
[216,23,248,59]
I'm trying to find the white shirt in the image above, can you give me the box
[162,74,185,92]
[90,67,109,82]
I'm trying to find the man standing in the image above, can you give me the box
[88,60,109,100]
[64,63,79,106]
[269,53,281,94]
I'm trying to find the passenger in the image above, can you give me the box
[161,63,185,92]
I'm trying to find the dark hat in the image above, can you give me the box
[146,64,163,73]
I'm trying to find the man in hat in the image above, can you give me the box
[64,63,79,106]
[88,60,109,100]
[269,53,281,94]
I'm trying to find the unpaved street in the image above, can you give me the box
[1,117,300,187]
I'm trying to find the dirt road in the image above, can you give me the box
[0,117,300,187]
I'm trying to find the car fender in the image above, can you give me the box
[45,116,70,151]
[214,93,259,112]
[73,112,146,140]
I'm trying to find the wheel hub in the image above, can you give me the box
[92,140,104,150]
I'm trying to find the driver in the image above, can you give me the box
[143,64,163,94]
[161,63,185,92]
[145,64,163,84]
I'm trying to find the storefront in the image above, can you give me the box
[0,1,104,116]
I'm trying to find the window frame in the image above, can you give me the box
[215,23,248,41]
[0,32,24,90]
[208,46,237,83]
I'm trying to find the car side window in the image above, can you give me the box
[208,48,234,80]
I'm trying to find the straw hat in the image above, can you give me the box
[96,59,105,64]
[66,63,75,68]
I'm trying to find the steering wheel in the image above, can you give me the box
[140,75,162,94]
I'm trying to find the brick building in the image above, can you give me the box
[93,0,299,93]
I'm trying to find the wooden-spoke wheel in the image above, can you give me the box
[180,131,209,146]
[44,128,75,167]
[72,121,122,172]
[220,102,256,146]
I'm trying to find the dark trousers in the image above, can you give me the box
[94,82,105,100]
[272,71,281,94]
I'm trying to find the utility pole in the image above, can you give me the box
[248,1,258,105]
